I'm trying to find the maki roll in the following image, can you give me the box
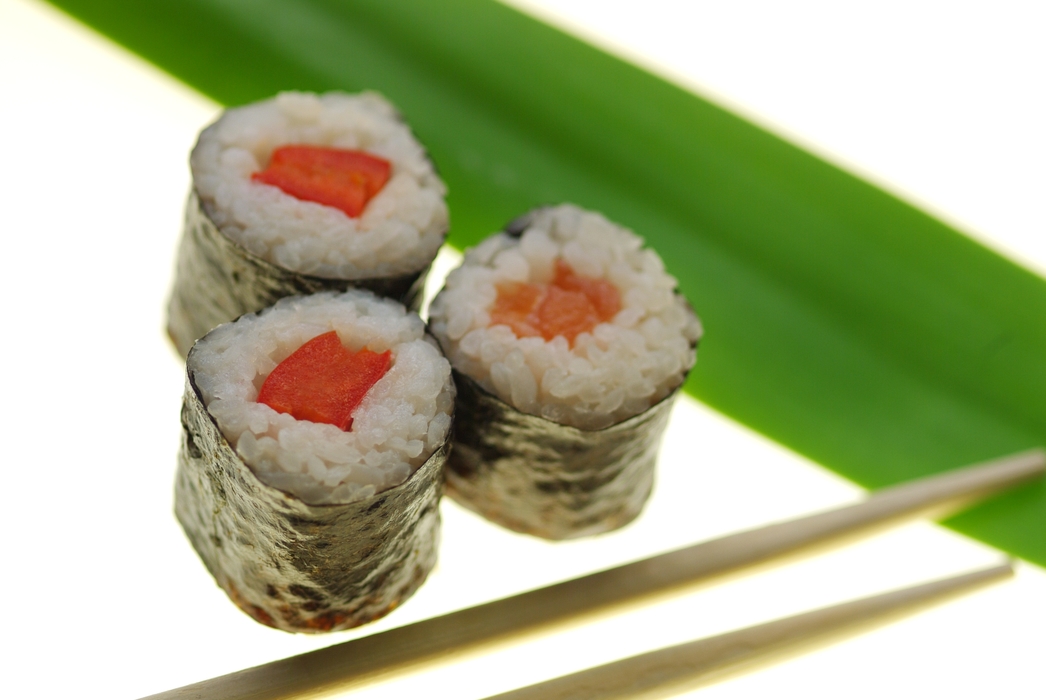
[167,91,448,356]
[429,205,701,540]
[176,290,454,632]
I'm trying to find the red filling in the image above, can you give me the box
[490,260,622,345]
[256,331,391,431]
[251,145,392,218]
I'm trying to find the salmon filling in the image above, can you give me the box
[490,260,621,345]
[257,331,391,431]
[252,145,391,218]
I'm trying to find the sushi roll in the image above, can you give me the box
[167,91,448,356]
[175,290,454,632]
[429,205,701,540]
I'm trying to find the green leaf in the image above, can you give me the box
[47,0,1046,563]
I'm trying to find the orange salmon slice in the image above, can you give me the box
[490,260,621,345]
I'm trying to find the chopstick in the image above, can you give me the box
[142,449,1043,700]
[482,562,1015,700]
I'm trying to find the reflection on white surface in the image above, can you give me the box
[1,0,1043,698]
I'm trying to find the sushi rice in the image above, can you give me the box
[192,90,447,279]
[429,204,702,430]
[190,289,454,505]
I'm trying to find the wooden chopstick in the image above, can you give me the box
[482,562,1015,700]
[143,449,1043,700]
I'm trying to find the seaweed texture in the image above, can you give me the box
[167,190,434,356]
[446,371,677,540]
[175,364,445,633]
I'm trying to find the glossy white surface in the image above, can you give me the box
[1,0,1043,697]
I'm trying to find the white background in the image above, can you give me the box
[0,0,1043,698]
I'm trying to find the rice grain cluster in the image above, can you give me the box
[429,205,702,430]
[191,290,454,505]
[192,91,448,280]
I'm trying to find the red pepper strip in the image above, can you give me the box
[257,331,391,431]
[251,145,392,218]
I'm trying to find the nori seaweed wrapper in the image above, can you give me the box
[174,360,446,634]
[445,370,679,540]
[166,190,437,357]
[439,209,697,540]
